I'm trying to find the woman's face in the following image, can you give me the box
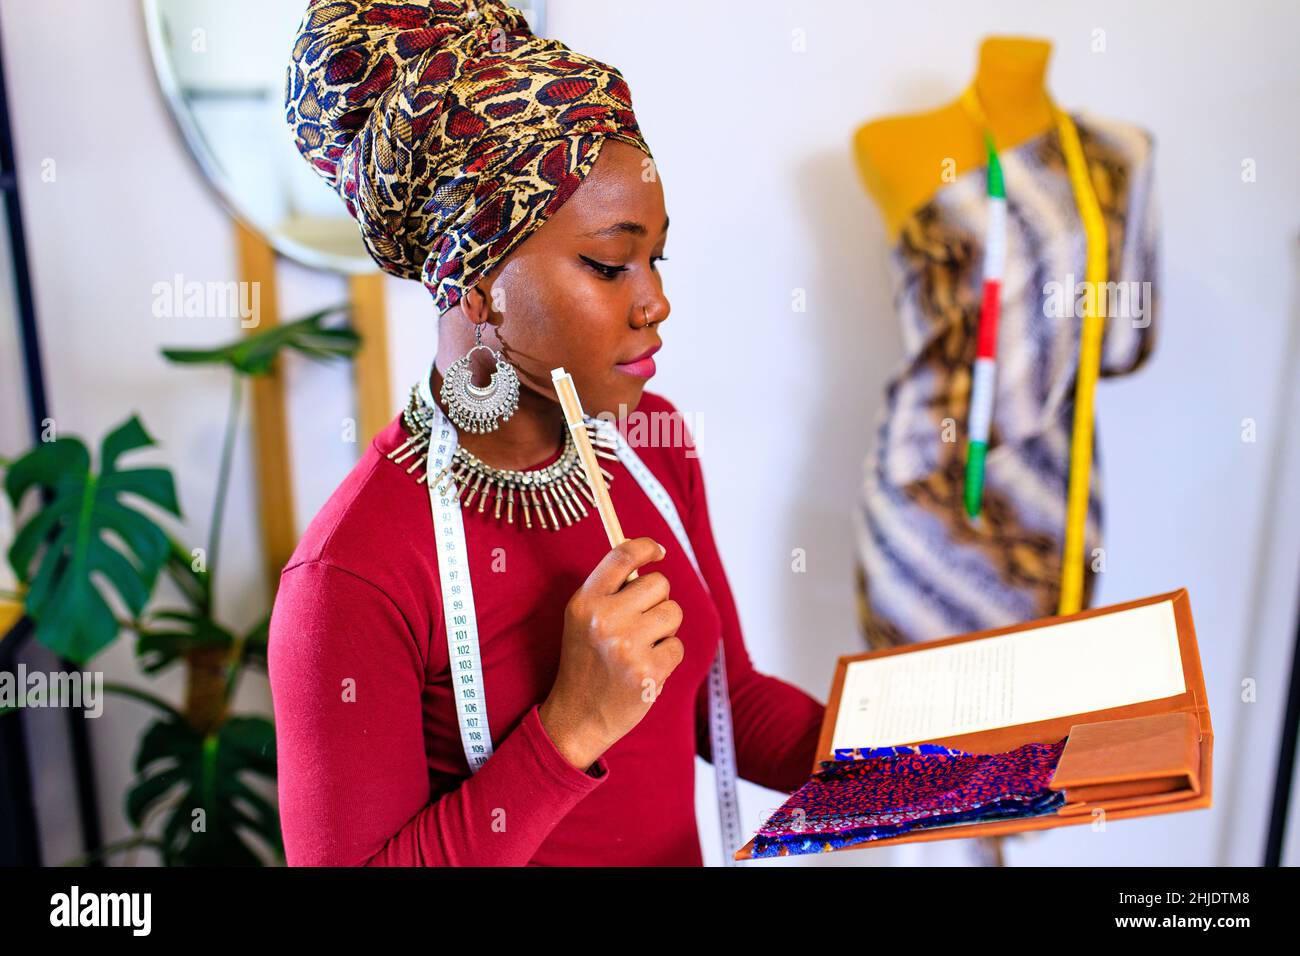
[462,139,671,418]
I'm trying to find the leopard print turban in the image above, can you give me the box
[285,0,652,313]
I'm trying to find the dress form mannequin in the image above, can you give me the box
[848,32,1160,719]
[854,37,1056,241]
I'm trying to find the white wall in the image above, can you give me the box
[0,0,1295,867]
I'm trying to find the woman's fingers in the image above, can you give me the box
[651,635,685,670]
[584,537,666,595]
[616,570,670,612]
[641,598,683,647]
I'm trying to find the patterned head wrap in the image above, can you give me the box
[285,0,652,313]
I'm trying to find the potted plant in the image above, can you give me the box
[1,304,357,865]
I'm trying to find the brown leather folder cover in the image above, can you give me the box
[735,588,1212,860]
[1050,711,1201,813]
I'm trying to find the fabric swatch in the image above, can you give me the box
[829,743,971,764]
[753,737,1068,857]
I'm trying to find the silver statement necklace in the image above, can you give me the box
[386,380,619,531]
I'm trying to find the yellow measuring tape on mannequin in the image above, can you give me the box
[1051,103,1107,616]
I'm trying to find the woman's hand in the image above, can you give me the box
[539,536,684,772]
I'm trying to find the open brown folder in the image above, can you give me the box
[735,588,1212,860]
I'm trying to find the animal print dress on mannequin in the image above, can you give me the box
[854,112,1158,651]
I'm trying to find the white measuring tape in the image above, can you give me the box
[588,417,743,867]
[417,374,743,864]
[420,374,494,771]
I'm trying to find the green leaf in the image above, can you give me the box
[89,539,151,617]
[125,714,282,865]
[134,609,234,676]
[100,468,182,516]
[98,501,172,575]
[3,436,89,507]
[161,304,358,377]
[2,416,180,664]
[8,496,79,576]
[162,536,211,610]
[100,416,158,475]
[103,681,184,722]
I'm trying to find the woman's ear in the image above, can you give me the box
[461,283,492,327]
[466,258,512,325]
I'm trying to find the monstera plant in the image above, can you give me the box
[4,415,179,662]
[1,304,357,865]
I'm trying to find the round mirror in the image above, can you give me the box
[143,0,548,274]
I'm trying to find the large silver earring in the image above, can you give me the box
[439,321,520,434]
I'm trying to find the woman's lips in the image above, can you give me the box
[616,345,659,379]
[615,356,656,378]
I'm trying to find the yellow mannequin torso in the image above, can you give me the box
[853,37,1057,240]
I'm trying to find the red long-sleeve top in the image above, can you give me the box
[267,390,825,866]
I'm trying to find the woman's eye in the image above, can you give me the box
[651,255,668,270]
[580,255,626,279]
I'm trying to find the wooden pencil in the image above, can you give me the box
[551,367,637,581]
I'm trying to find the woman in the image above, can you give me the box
[269,0,824,866]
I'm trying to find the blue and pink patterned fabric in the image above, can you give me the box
[753,737,1068,857]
